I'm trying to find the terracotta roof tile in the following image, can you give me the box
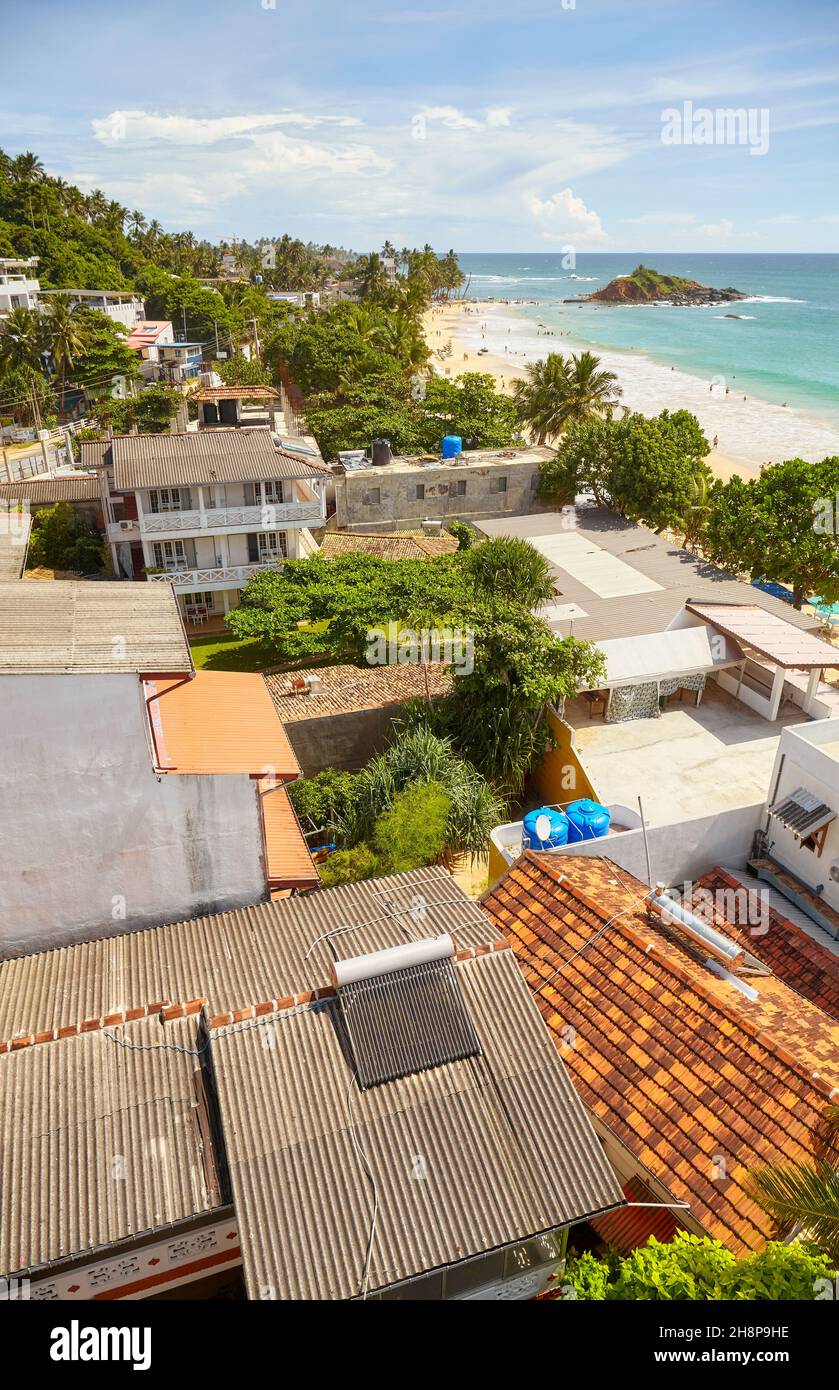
[265,662,452,722]
[481,851,839,1255]
[320,530,458,561]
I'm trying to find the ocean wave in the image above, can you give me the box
[739,295,807,304]
[470,273,599,284]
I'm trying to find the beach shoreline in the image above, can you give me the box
[422,298,839,484]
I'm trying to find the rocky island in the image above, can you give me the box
[565,264,747,306]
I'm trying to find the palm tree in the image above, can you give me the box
[512,351,621,444]
[678,470,713,552]
[0,307,45,372]
[744,1106,839,1263]
[356,251,389,302]
[85,189,108,224]
[43,295,90,407]
[511,353,574,444]
[10,152,45,184]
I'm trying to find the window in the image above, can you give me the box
[257,531,288,561]
[415,483,425,501]
[149,487,189,513]
[152,540,188,571]
[449,479,466,497]
[364,487,381,505]
[490,475,508,494]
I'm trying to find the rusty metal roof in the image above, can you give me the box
[0,580,193,674]
[0,1015,221,1278]
[686,602,839,669]
[89,429,329,489]
[0,475,101,504]
[191,385,280,402]
[211,948,623,1299]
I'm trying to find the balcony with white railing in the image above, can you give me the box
[145,561,282,591]
[136,500,324,537]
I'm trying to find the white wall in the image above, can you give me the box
[0,674,267,954]
[764,721,839,914]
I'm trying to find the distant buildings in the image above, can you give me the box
[331,444,555,532]
[268,290,320,309]
[83,428,328,620]
[39,287,146,330]
[0,256,40,315]
[0,580,315,952]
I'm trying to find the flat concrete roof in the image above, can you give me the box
[566,680,808,826]
[476,507,823,643]
[337,445,553,476]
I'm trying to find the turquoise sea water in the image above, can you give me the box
[457,253,839,424]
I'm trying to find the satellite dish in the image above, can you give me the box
[535,813,553,843]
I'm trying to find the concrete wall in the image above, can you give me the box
[543,801,764,889]
[284,707,404,774]
[763,721,839,915]
[334,459,546,532]
[0,673,267,955]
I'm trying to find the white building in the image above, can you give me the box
[83,428,328,622]
[0,581,316,952]
[0,257,40,314]
[39,287,145,329]
[268,290,320,309]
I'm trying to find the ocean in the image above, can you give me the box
[453,253,839,466]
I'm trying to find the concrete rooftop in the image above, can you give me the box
[566,680,808,826]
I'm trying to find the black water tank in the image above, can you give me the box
[371,437,392,467]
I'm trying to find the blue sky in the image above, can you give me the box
[2,0,838,252]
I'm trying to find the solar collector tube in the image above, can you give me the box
[332,933,456,987]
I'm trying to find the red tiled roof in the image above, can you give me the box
[481,852,839,1255]
[264,663,453,722]
[591,1177,681,1253]
[320,531,458,561]
[697,867,839,1021]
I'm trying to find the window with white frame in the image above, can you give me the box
[257,531,288,561]
[152,540,188,571]
[149,487,190,513]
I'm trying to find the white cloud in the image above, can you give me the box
[622,212,697,225]
[698,218,734,239]
[92,111,363,146]
[417,105,483,131]
[528,187,607,244]
[486,107,513,128]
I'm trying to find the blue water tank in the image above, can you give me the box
[566,798,611,843]
[522,806,570,852]
[441,435,462,459]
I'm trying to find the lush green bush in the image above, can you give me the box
[317,845,379,888]
[372,781,451,873]
[287,769,359,840]
[563,1233,834,1301]
[26,501,103,574]
[448,520,473,551]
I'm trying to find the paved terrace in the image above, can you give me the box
[565,680,809,825]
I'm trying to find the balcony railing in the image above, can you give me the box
[136,501,323,534]
[145,562,282,589]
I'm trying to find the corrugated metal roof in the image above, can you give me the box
[768,787,836,839]
[0,1015,220,1277]
[259,782,320,888]
[145,671,300,777]
[0,509,30,579]
[105,430,328,490]
[0,867,496,1043]
[211,949,623,1299]
[475,509,825,642]
[0,475,101,503]
[686,602,838,669]
[0,580,193,674]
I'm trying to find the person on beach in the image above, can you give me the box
[713,434,718,449]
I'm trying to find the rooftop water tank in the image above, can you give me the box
[371,437,392,467]
[522,806,570,852]
[565,798,611,843]
[441,435,462,459]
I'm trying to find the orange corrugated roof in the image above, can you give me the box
[145,672,300,778]
[259,782,319,888]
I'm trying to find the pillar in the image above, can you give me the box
[768,665,786,722]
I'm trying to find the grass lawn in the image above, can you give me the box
[189,632,279,672]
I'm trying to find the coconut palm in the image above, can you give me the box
[512,350,621,444]
[125,209,147,239]
[744,1106,839,1262]
[10,152,45,184]
[0,307,45,372]
[43,295,90,406]
[85,188,108,224]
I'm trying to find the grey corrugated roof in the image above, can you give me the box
[0,580,193,674]
[0,475,101,503]
[476,507,823,642]
[88,429,328,489]
[0,866,496,1043]
[0,510,30,579]
[212,948,623,1299]
[0,1015,221,1277]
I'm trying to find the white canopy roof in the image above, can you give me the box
[588,625,745,689]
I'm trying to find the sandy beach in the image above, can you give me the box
[423,300,839,483]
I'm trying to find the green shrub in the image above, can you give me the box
[372,781,451,873]
[287,768,359,840]
[317,844,379,887]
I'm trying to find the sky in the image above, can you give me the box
[1,0,838,253]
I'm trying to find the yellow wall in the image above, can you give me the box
[532,707,598,804]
